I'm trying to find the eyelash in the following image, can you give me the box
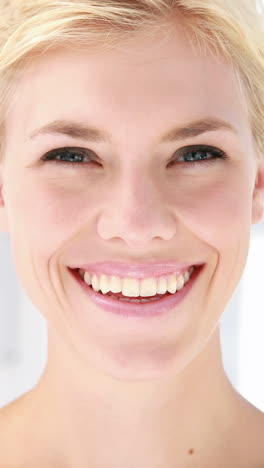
[40,145,228,169]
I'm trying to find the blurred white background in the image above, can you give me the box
[0,223,263,410]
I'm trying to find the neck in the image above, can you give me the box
[24,326,243,468]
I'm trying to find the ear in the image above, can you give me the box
[252,160,264,225]
[0,169,9,233]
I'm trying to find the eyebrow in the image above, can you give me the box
[29,117,237,143]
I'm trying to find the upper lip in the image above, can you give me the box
[69,261,205,279]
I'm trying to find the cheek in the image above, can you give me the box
[8,178,92,251]
[173,175,252,248]
[174,174,252,302]
[3,178,88,315]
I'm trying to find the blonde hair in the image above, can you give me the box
[0,0,263,161]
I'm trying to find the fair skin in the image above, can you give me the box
[0,15,264,468]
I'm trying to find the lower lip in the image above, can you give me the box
[69,265,204,318]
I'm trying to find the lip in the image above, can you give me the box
[68,261,205,279]
[69,264,204,318]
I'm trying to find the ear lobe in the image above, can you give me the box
[252,160,264,225]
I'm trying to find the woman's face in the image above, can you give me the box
[0,18,263,379]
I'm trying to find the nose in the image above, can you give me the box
[97,172,177,249]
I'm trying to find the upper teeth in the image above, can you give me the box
[78,266,194,297]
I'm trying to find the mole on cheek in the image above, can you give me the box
[188,448,194,455]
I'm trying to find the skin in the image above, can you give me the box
[0,15,264,468]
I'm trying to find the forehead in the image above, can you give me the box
[5,18,250,148]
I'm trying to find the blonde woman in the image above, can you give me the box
[0,0,264,466]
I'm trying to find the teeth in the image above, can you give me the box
[109,275,122,293]
[184,270,190,283]
[140,277,159,297]
[91,273,100,292]
[82,266,196,297]
[118,296,161,303]
[156,276,167,294]
[177,274,185,291]
[99,274,111,294]
[122,278,140,297]
[167,273,177,294]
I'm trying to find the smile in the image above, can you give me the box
[70,265,204,318]
[77,266,195,300]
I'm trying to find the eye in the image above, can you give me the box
[40,144,228,170]
[40,147,100,168]
[169,145,228,168]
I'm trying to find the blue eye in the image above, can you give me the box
[41,147,99,168]
[41,144,228,169]
[171,145,228,167]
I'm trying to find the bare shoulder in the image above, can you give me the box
[0,391,38,468]
[0,390,61,468]
[0,398,25,467]
[233,395,264,467]
[0,390,264,468]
